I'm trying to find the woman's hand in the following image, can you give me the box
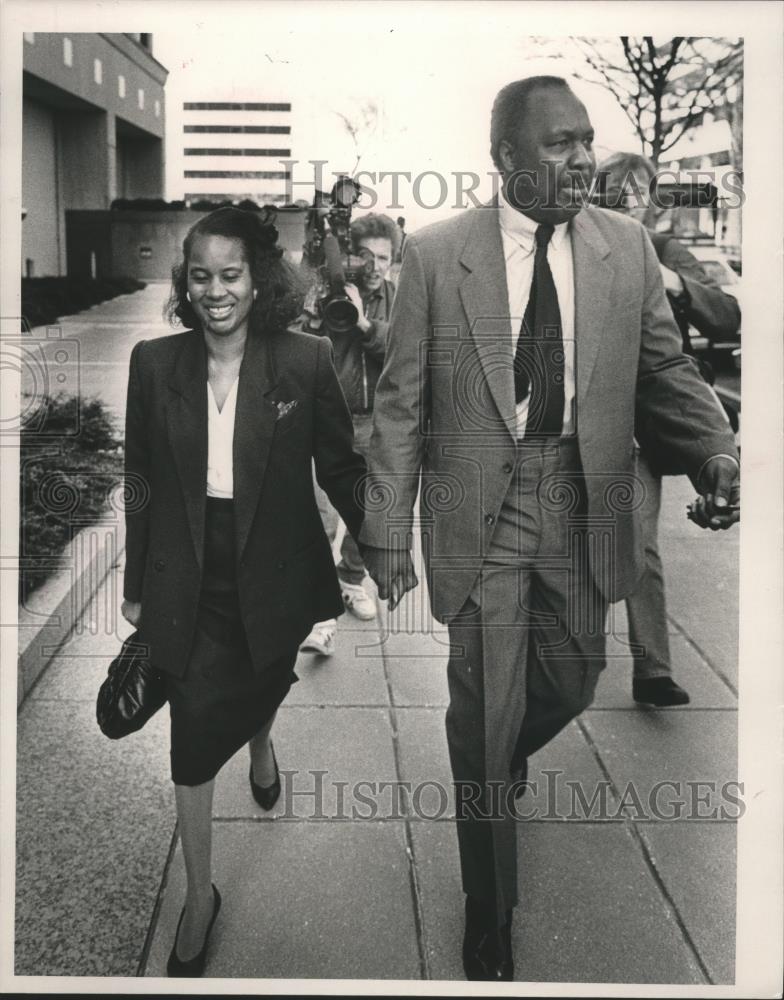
[121,600,142,627]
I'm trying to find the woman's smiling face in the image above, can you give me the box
[186,235,255,339]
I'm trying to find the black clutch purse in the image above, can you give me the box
[96,631,167,739]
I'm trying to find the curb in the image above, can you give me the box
[17,513,125,707]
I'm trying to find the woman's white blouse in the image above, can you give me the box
[206,377,239,498]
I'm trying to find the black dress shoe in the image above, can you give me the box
[462,897,514,981]
[633,676,691,707]
[167,884,221,978]
[249,741,281,810]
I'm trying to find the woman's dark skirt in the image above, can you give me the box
[166,496,298,786]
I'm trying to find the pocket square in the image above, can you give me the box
[274,399,298,421]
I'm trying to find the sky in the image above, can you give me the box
[153,6,647,230]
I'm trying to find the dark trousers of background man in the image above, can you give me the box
[315,413,374,585]
[444,436,608,924]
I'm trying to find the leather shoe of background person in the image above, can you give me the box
[633,676,691,706]
[462,896,514,981]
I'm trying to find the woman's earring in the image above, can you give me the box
[186,291,191,302]
[253,288,258,300]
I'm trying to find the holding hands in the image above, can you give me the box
[361,545,418,610]
[689,455,740,530]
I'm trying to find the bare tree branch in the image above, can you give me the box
[566,36,742,165]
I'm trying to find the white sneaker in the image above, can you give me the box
[340,582,377,620]
[300,620,337,656]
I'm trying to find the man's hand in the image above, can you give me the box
[691,456,740,530]
[121,599,141,627]
[659,263,685,297]
[361,545,418,610]
[344,283,371,333]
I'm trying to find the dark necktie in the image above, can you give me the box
[513,224,565,437]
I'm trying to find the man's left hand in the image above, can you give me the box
[691,456,740,530]
[345,283,370,333]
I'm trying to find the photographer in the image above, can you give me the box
[300,212,400,649]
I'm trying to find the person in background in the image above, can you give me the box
[300,212,399,656]
[396,216,407,263]
[122,207,366,977]
[597,151,741,707]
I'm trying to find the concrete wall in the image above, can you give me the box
[22,98,60,277]
[67,209,308,281]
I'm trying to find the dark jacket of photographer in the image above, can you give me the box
[648,232,740,355]
[300,278,395,416]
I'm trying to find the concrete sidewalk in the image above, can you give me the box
[15,478,738,984]
[14,286,738,984]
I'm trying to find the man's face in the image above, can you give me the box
[601,168,652,225]
[500,87,596,225]
[357,236,393,292]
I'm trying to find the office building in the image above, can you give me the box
[180,100,292,206]
[22,32,168,277]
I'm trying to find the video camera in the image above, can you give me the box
[302,176,372,333]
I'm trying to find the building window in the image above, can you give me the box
[184,124,290,134]
[154,99,161,118]
[184,170,291,180]
[94,58,102,84]
[184,148,291,157]
[63,37,73,67]
[118,75,126,98]
[183,102,291,112]
[23,33,34,44]
[138,88,145,110]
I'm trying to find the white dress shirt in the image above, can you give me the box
[206,377,239,498]
[497,188,576,438]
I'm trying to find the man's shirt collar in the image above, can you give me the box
[498,185,570,252]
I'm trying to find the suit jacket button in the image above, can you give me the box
[485,514,495,526]
[154,559,165,571]
[502,462,513,474]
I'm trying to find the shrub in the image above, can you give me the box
[19,394,124,602]
[21,276,146,330]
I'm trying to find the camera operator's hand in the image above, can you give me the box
[344,283,371,333]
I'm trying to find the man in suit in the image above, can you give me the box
[359,77,740,981]
[597,151,741,708]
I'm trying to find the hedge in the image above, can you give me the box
[19,394,124,602]
[21,276,146,331]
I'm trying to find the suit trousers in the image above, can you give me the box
[445,437,608,923]
[624,451,672,680]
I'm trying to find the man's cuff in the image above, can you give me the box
[696,453,740,487]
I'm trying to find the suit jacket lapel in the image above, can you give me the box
[458,205,518,440]
[571,210,613,407]
[166,332,208,572]
[232,331,279,565]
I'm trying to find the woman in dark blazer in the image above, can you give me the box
[121,207,366,977]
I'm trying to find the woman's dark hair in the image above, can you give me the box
[165,206,303,333]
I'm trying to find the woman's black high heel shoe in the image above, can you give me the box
[167,883,221,978]
[249,741,281,810]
